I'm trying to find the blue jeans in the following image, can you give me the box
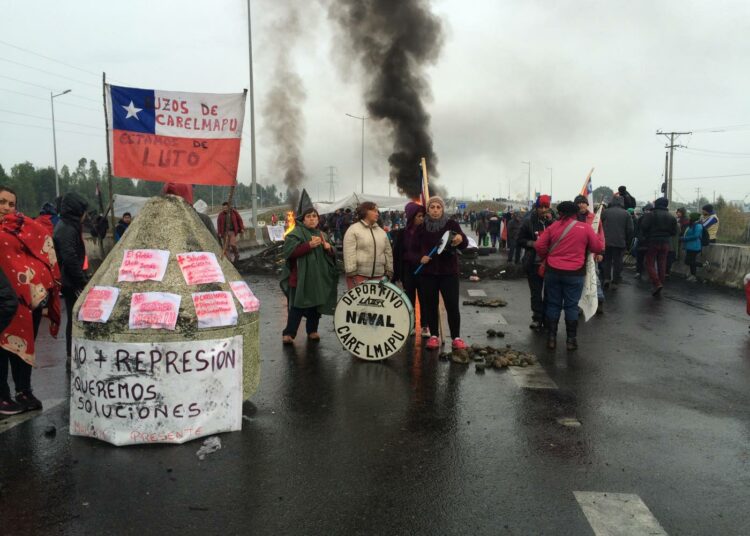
[544,271,585,322]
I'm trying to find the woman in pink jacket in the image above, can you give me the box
[535,201,604,351]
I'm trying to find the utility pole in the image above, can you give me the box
[695,187,701,204]
[247,0,259,228]
[346,114,367,193]
[51,89,72,197]
[521,161,531,204]
[663,152,669,190]
[546,167,553,198]
[326,166,338,202]
[656,130,691,204]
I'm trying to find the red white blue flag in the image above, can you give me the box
[106,84,247,186]
[579,168,595,211]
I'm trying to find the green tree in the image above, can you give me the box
[592,186,613,203]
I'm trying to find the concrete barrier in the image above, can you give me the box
[672,243,750,288]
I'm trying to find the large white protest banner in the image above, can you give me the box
[580,205,604,321]
[69,336,243,445]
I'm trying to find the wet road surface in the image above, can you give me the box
[1,258,749,535]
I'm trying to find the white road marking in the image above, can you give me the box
[0,398,65,434]
[467,289,487,297]
[509,364,558,389]
[574,491,668,536]
[557,417,582,428]
[496,313,508,325]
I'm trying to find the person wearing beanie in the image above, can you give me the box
[535,201,604,350]
[416,196,468,350]
[517,194,553,331]
[616,186,636,210]
[680,212,704,282]
[392,202,429,337]
[639,197,677,296]
[700,204,719,243]
[601,196,634,289]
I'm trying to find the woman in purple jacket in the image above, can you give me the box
[392,202,429,337]
[417,196,468,350]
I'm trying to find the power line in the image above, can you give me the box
[0,38,103,78]
[680,146,750,157]
[0,107,101,130]
[674,172,750,181]
[0,87,101,112]
[0,56,100,88]
[0,73,100,102]
[690,123,750,133]
[0,119,101,138]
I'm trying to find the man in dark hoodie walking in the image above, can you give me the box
[640,197,677,296]
[53,192,89,363]
[601,196,634,288]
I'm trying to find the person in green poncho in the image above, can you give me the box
[280,207,339,344]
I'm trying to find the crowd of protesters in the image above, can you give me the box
[0,178,742,416]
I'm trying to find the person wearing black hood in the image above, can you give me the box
[53,192,89,363]
[392,202,429,337]
[640,197,677,296]
[517,195,552,331]
[616,186,636,210]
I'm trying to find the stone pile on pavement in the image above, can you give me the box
[462,298,508,307]
[440,344,536,371]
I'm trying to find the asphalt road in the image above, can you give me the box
[1,256,749,535]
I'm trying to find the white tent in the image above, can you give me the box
[316,193,411,214]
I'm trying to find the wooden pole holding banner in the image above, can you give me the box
[102,73,116,236]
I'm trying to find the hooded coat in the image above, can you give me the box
[391,202,425,284]
[53,193,89,290]
[279,223,338,315]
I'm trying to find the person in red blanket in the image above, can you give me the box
[745,273,750,332]
[535,201,604,351]
[0,186,61,415]
[217,202,245,263]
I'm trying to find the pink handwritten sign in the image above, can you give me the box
[78,286,120,323]
[229,281,260,313]
[176,252,225,285]
[117,249,170,282]
[129,292,181,330]
[192,291,238,328]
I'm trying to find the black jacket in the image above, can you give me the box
[640,207,677,244]
[507,218,521,241]
[0,267,18,334]
[53,193,89,290]
[602,199,634,249]
[517,211,552,268]
[487,217,501,234]
[619,191,636,210]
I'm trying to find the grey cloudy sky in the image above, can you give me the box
[2,0,750,205]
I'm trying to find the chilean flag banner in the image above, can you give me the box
[579,167,595,211]
[106,84,247,186]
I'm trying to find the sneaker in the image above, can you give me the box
[425,336,440,350]
[0,398,25,416]
[451,338,468,350]
[652,285,663,297]
[420,327,431,338]
[686,275,697,282]
[15,391,42,412]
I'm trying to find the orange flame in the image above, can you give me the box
[283,211,296,237]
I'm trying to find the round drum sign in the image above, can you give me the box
[334,280,414,361]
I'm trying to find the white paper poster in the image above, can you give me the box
[78,286,120,323]
[117,249,170,282]
[267,224,286,242]
[229,281,260,312]
[580,205,604,322]
[128,292,181,330]
[192,291,238,328]
[176,252,225,285]
[69,336,243,446]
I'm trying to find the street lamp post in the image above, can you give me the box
[247,0,259,228]
[521,161,531,204]
[51,89,71,197]
[346,113,367,193]
[547,167,553,198]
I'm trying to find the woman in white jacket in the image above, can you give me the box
[343,202,394,289]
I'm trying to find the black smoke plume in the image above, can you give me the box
[328,0,444,198]
[261,6,306,208]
